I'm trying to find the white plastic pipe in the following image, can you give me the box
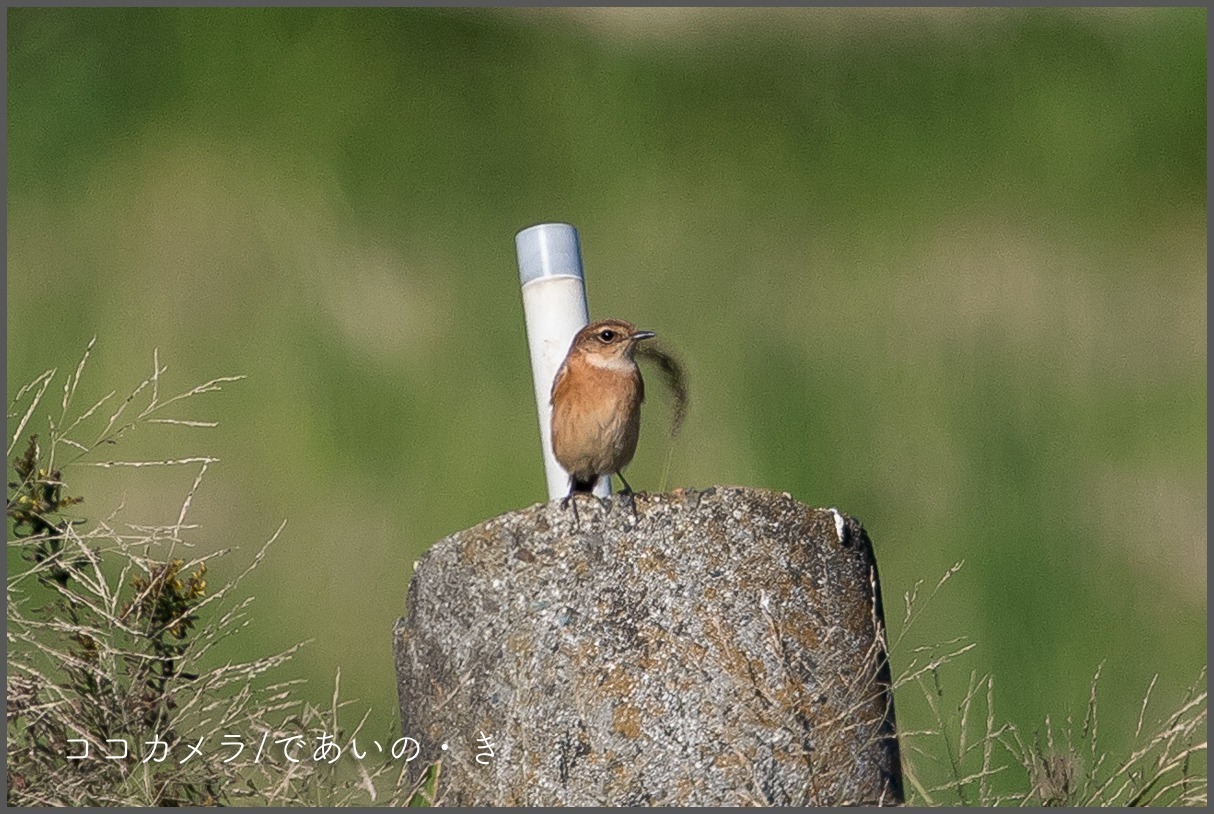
[516,223,611,500]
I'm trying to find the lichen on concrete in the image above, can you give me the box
[393,486,903,805]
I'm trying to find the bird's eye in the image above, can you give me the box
[598,329,616,342]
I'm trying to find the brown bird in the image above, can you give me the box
[550,319,656,507]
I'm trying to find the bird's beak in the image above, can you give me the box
[632,330,657,342]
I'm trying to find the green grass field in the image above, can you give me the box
[7,7,1205,802]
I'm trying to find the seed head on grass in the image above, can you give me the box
[6,342,438,806]
[892,563,1206,807]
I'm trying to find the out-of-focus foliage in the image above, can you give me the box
[7,7,1205,800]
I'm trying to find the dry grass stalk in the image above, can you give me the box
[6,342,435,806]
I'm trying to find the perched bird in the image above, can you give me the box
[550,319,656,505]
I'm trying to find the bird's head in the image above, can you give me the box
[569,319,656,370]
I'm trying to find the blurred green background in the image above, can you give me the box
[7,7,1205,798]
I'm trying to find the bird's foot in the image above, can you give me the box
[560,493,581,528]
[616,489,639,522]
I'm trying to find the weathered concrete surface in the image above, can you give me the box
[393,486,902,805]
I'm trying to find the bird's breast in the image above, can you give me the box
[550,359,644,477]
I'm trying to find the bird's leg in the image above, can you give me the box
[560,487,581,528]
[615,471,634,495]
[563,475,597,529]
[615,471,639,520]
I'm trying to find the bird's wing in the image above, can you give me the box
[549,358,570,406]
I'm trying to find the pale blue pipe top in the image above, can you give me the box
[516,222,585,286]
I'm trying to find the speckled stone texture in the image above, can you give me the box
[392,486,903,805]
